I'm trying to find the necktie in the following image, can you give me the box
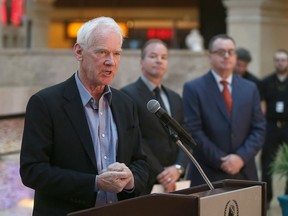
[220,80,232,114]
[154,87,166,110]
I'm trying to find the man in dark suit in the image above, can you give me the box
[183,34,266,186]
[20,17,149,216]
[121,39,188,194]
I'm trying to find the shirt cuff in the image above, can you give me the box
[123,186,135,193]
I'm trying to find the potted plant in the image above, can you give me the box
[270,143,288,216]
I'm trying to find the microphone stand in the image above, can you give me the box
[169,132,214,190]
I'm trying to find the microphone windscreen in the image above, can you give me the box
[147,99,160,113]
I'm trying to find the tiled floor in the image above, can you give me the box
[0,117,284,216]
[0,153,34,216]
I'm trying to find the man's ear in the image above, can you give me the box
[74,43,83,61]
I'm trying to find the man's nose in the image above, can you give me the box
[105,53,115,65]
[156,56,163,62]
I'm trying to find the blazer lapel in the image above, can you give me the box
[110,88,126,161]
[230,75,242,119]
[63,76,97,168]
[136,78,155,104]
[136,78,172,133]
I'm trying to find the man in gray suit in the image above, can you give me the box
[122,39,188,194]
[183,34,266,186]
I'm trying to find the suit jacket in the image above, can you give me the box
[20,75,149,216]
[121,78,188,193]
[183,71,266,186]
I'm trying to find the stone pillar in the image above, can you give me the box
[26,0,56,48]
[223,0,288,77]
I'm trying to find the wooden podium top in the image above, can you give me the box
[68,179,266,216]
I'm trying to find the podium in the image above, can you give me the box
[68,179,266,216]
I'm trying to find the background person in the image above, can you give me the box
[20,17,149,216]
[234,47,262,97]
[121,39,188,194]
[182,34,266,187]
[261,49,288,209]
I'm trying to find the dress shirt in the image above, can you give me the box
[211,70,233,93]
[75,72,118,206]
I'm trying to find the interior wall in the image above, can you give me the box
[48,7,199,49]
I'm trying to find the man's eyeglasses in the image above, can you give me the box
[210,49,236,57]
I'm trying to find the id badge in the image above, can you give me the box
[276,101,284,113]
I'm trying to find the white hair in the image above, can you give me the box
[76,17,123,47]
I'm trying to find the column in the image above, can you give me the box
[26,0,56,48]
[198,0,226,49]
[223,0,288,77]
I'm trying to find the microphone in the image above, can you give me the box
[147,99,214,190]
[147,99,197,148]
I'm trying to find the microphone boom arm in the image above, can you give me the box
[170,132,214,190]
[147,99,214,190]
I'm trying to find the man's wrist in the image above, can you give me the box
[175,164,185,175]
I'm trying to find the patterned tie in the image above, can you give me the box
[220,80,232,114]
[154,87,166,110]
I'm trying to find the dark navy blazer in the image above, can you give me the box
[183,71,266,186]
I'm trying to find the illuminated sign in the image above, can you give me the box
[67,22,84,38]
[1,0,24,26]
[147,28,173,40]
[66,21,128,39]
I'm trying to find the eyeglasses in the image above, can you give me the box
[210,49,236,57]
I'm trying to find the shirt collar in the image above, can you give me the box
[140,74,162,91]
[75,72,112,106]
[277,73,288,82]
[211,69,233,85]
